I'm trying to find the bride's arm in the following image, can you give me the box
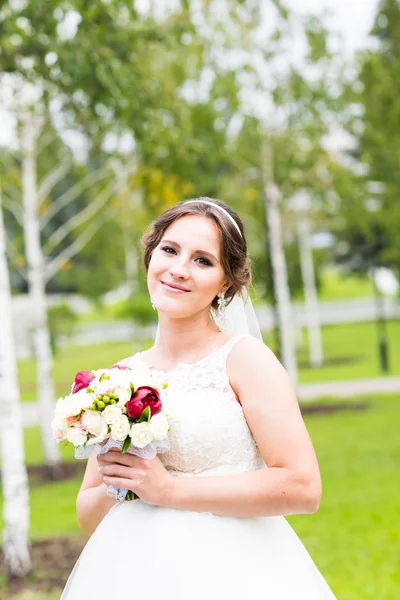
[166,336,322,518]
[76,454,119,535]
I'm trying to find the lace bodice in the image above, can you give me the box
[125,335,265,478]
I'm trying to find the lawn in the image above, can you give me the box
[17,340,143,401]
[269,319,400,382]
[17,319,400,402]
[1,395,399,599]
[317,268,374,301]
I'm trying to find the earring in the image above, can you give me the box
[151,298,155,310]
[216,291,228,329]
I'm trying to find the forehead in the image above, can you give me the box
[163,215,221,252]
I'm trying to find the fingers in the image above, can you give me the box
[102,476,133,490]
[99,463,134,479]
[98,451,146,468]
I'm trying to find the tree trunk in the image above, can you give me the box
[297,214,323,367]
[124,234,139,293]
[20,112,60,470]
[0,192,32,578]
[261,143,298,386]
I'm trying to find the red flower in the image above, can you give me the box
[72,370,94,394]
[126,386,162,420]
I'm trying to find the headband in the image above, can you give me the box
[184,199,242,237]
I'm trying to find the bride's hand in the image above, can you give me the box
[97,450,175,506]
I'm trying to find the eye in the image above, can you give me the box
[196,257,212,267]
[160,246,176,255]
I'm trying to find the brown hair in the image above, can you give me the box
[141,197,252,309]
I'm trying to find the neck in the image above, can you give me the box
[155,310,222,361]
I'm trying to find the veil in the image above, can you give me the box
[155,290,263,342]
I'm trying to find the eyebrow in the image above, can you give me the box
[160,239,219,263]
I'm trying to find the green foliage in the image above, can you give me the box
[342,0,400,274]
[0,1,196,140]
[47,303,78,355]
[116,294,158,326]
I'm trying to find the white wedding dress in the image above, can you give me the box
[61,335,336,599]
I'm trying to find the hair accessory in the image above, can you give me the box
[184,199,242,237]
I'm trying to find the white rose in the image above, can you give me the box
[53,398,67,420]
[103,405,123,425]
[110,370,131,387]
[51,412,68,434]
[66,427,87,447]
[82,411,109,446]
[62,394,84,418]
[93,380,113,396]
[73,388,95,409]
[149,412,169,441]
[130,422,154,448]
[110,415,131,442]
[51,413,68,441]
[114,385,131,406]
[90,368,108,380]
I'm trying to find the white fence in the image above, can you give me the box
[12,294,400,358]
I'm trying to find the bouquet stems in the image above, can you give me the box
[126,490,138,501]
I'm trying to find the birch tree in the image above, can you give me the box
[20,110,60,470]
[261,140,298,385]
[295,204,323,367]
[0,188,31,578]
[9,105,113,470]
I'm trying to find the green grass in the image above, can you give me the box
[23,428,76,465]
[267,319,400,383]
[17,340,144,401]
[1,395,400,599]
[289,395,400,599]
[17,320,400,402]
[318,268,374,301]
[7,594,61,600]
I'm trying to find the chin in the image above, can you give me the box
[155,298,201,320]
[153,296,184,313]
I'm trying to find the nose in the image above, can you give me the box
[169,257,190,280]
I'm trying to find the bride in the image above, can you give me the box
[61,197,336,599]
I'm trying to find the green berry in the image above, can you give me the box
[90,403,97,411]
[103,395,110,403]
[96,395,103,400]
[110,399,117,405]
[96,400,105,410]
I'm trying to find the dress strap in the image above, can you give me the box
[216,335,247,361]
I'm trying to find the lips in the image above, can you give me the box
[161,281,190,292]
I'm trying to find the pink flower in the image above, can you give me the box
[54,430,65,442]
[72,370,94,394]
[66,414,88,434]
[126,386,162,420]
[108,364,131,371]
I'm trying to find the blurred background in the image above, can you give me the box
[0,0,399,598]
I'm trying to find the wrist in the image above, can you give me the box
[162,473,180,508]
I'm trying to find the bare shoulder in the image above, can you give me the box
[228,335,285,377]
[227,335,296,403]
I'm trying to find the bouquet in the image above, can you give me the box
[51,364,171,500]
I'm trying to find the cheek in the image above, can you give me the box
[148,251,166,277]
[197,269,224,295]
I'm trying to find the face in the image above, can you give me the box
[148,215,230,319]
